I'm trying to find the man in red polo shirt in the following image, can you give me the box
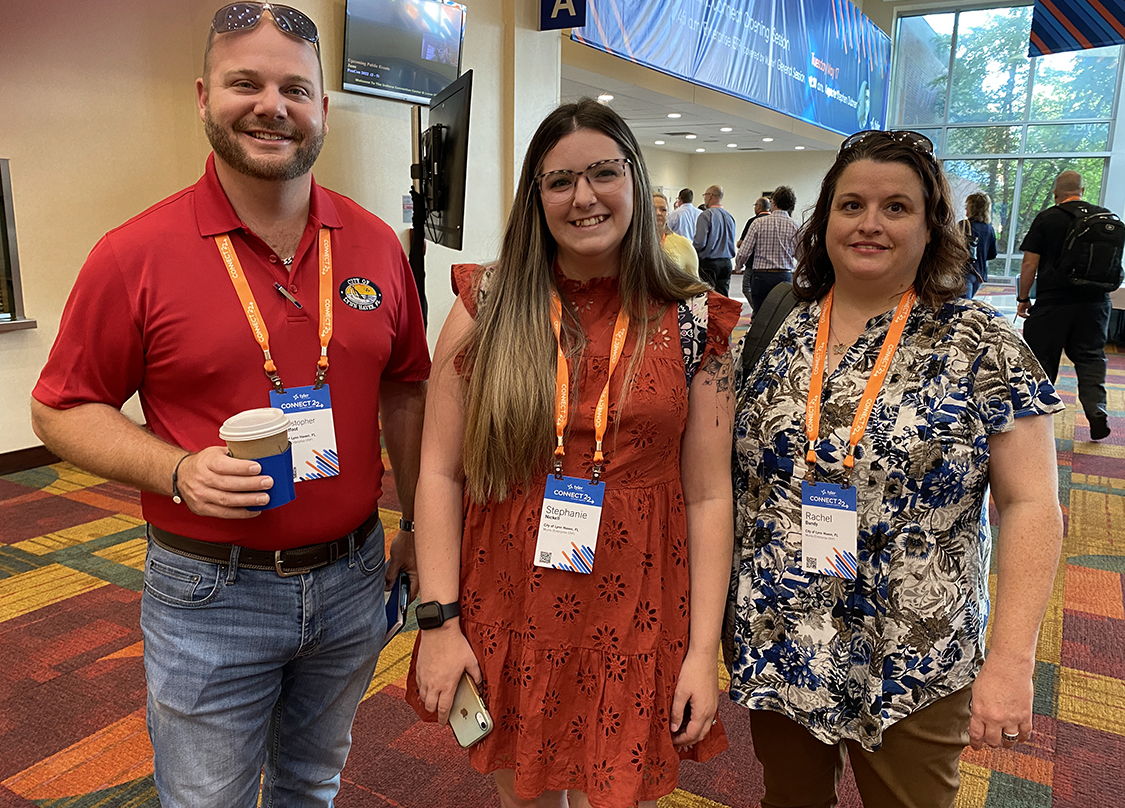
[30,5,429,806]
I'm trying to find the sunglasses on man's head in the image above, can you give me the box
[840,130,938,166]
[211,3,319,47]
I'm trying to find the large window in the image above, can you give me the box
[891,6,1121,280]
[0,158,34,331]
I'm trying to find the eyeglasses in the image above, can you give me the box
[840,130,937,165]
[211,3,319,48]
[535,158,632,204]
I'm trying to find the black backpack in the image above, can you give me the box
[1056,201,1125,291]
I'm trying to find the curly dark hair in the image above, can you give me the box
[771,185,796,213]
[793,133,968,306]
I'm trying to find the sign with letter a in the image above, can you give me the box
[540,0,586,30]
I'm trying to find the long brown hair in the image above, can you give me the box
[460,99,707,502]
[794,133,968,306]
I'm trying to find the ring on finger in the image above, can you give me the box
[1001,731,1019,743]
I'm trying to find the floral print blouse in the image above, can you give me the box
[729,296,1063,750]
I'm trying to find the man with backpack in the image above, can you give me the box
[1018,170,1125,440]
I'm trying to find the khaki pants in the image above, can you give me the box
[749,685,972,808]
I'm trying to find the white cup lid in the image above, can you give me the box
[219,407,290,442]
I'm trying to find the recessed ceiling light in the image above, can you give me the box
[727,143,738,148]
[654,140,665,145]
[685,134,697,139]
[667,112,682,119]
[720,126,733,133]
[762,137,774,142]
[695,148,706,153]
[795,145,806,150]
[597,93,614,103]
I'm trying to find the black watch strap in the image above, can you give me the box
[399,517,415,532]
[171,453,191,505]
[1017,296,1031,303]
[416,600,460,630]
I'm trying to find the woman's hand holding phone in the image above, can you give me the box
[415,621,481,726]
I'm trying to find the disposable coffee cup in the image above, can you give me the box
[220,408,291,459]
[219,408,295,511]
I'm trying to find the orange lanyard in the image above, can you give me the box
[215,228,333,393]
[805,287,916,481]
[549,290,630,482]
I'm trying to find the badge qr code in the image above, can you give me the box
[538,551,552,564]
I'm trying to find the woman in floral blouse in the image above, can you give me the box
[728,130,1064,807]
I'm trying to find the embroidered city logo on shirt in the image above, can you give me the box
[339,277,382,311]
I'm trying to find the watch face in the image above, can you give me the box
[416,601,443,629]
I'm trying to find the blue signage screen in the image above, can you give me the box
[572,0,890,136]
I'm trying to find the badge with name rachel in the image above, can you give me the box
[800,481,858,579]
[534,476,604,574]
[269,385,340,482]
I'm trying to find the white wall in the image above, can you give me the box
[0,0,549,454]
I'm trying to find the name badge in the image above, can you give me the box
[534,476,604,574]
[269,385,340,482]
[800,481,858,579]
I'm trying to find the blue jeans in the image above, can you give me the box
[748,270,794,313]
[141,523,387,808]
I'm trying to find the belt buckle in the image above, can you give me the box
[274,550,315,578]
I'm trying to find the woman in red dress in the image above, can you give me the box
[407,99,736,807]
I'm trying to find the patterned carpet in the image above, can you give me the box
[1,286,1122,807]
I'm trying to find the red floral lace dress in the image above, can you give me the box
[407,264,738,806]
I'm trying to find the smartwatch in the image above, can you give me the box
[416,600,460,630]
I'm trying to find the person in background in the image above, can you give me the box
[655,191,699,277]
[728,129,1063,808]
[693,184,737,296]
[666,187,702,241]
[737,196,771,250]
[29,5,429,806]
[1018,170,1115,441]
[735,185,798,312]
[408,98,737,807]
[959,191,997,298]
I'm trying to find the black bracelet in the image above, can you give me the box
[399,517,415,532]
[171,453,191,505]
[1017,296,1031,303]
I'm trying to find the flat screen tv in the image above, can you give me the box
[421,69,472,250]
[343,0,466,105]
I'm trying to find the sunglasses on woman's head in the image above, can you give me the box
[211,3,319,48]
[840,130,937,166]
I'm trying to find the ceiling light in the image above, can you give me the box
[762,137,774,142]
[654,140,665,145]
[667,112,682,118]
[727,143,738,148]
[795,145,806,150]
[695,148,706,153]
[685,134,697,139]
[597,93,613,103]
[720,126,733,133]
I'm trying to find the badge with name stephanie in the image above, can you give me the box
[800,481,858,579]
[269,385,340,482]
[534,476,604,574]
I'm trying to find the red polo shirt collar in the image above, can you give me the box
[192,152,343,237]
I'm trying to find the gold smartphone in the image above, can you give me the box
[450,672,494,748]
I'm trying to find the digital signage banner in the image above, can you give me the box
[572,0,890,136]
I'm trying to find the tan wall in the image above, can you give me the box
[0,0,550,454]
[689,151,838,229]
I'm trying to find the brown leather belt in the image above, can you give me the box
[149,511,380,577]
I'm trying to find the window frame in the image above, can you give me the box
[889,4,1124,281]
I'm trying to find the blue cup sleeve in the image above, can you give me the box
[248,444,296,511]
